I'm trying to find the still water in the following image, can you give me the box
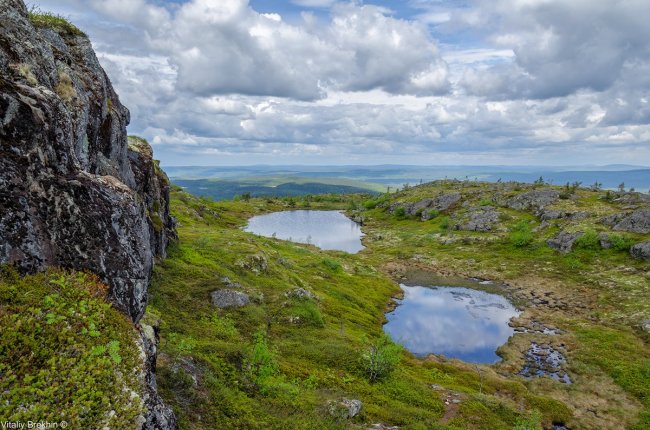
[244,210,364,253]
[384,284,520,364]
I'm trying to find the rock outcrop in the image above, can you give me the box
[457,206,500,232]
[390,192,461,220]
[507,189,559,212]
[0,1,176,427]
[601,209,650,234]
[0,0,175,322]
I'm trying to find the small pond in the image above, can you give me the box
[384,284,520,364]
[244,210,364,253]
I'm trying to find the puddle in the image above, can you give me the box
[384,284,520,364]
[519,342,572,384]
[244,210,364,253]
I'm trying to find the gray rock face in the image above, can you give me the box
[0,0,174,322]
[547,231,583,253]
[507,189,559,211]
[328,398,362,419]
[603,209,650,234]
[211,289,251,308]
[458,206,500,232]
[630,241,650,261]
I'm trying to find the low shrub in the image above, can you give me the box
[509,220,533,247]
[360,334,402,382]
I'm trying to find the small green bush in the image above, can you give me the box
[439,216,450,230]
[288,301,325,327]
[210,313,239,339]
[322,258,342,272]
[360,334,402,382]
[363,199,378,210]
[608,234,635,251]
[479,198,493,206]
[394,206,406,219]
[513,410,542,430]
[509,220,533,247]
[575,229,600,250]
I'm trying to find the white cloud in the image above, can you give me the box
[29,0,650,165]
[110,0,451,100]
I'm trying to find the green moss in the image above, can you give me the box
[150,211,164,233]
[0,268,143,428]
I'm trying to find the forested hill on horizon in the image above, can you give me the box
[165,165,650,200]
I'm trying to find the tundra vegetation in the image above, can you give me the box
[145,180,649,429]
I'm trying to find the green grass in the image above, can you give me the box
[28,8,86,36]
[149,188,586,429]
[0,268,143,428]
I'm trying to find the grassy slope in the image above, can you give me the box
[151,189,586,430]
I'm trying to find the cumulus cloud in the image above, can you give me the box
[458,0,650,100]
[100,0,451,100]
[30,0,650,165]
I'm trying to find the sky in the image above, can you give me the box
[31,0,650,166]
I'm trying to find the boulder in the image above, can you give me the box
[328,399,362,419]
[211,289,250,308]
[236,254,269,274]
[507,189,559,211]
[598,233,612,249]
[547,231,583,253]
[630,241,650,261]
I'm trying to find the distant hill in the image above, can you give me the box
[165,165,650,195]
[173,176,383,200]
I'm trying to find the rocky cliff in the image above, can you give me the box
[0,0,176,427]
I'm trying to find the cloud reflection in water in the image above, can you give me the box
[384,285,520,363]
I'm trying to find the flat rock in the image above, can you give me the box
[211,289,250,308]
